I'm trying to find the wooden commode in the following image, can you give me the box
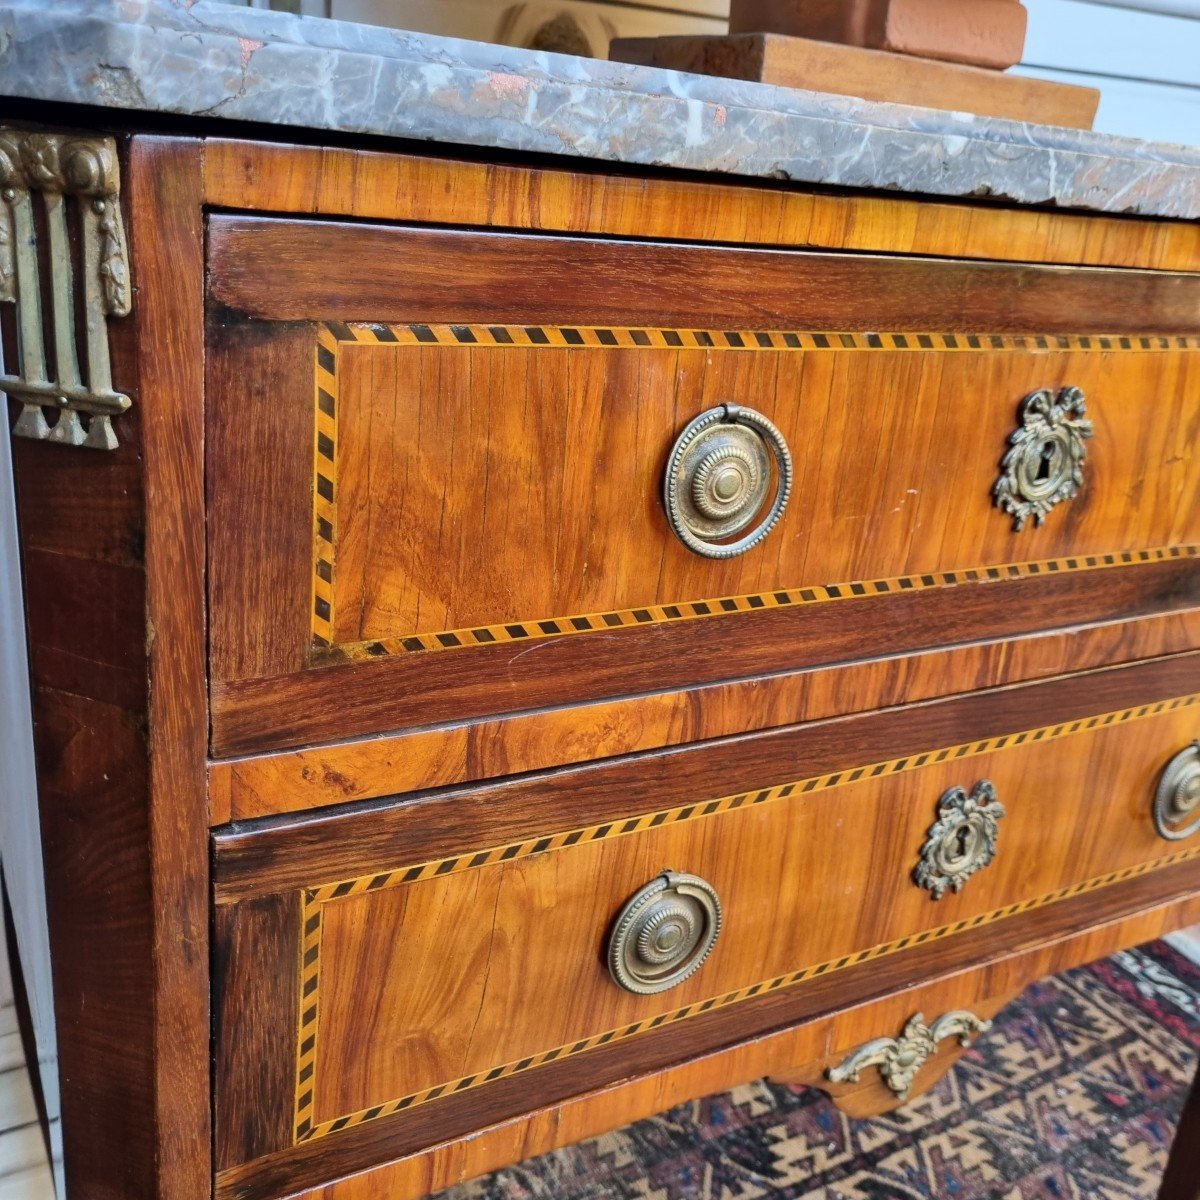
[2,9,1199,1198]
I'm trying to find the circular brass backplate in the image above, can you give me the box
[664,404,793,559]
[1154,742,1200,841]
[607,871,722,995]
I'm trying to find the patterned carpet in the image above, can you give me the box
[436,942,1199,1200]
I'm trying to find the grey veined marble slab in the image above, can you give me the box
[1,0,1199,219]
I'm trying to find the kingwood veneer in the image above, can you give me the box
[2,122,1198,1200]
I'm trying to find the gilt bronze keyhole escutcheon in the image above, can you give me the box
[915,780,1005,899]
[664,404,793,558]
[994,387,1093,531]
[1154,743,1200,841]
[607,871,722,995]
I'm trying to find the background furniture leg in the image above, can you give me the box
[1159,1057,1200,1200]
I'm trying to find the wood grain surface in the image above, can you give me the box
[213,652,1200,902]
[201,140,1200,273]
[206,213,1200,754]
[209,608,1200,822]
[215,868,1200,1199]
[1,121,1195,1200]
[210,654,1200,1194]
[211,551,1200,757]
[7,136,211,1200]
[233,695,1200,1150]
[208,218,1200,333]
[319,330,1200,651]
[612,32,1099,128]
[131,137,212,1200]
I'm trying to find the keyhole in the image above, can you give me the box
[1034,440,1055,482]
[954,825,971,859]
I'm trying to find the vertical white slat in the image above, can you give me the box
[1,357,62,1196]
[0,924,10,1012]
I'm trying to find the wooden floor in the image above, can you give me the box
[0,930,54,1200]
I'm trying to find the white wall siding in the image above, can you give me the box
[1020,0,1200,142]
[1014,64,1200,141]
[0,360,62,1197]
[1024,0,1200,85]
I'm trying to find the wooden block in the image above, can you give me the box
[729,0,1028,70]
[611,33,1099,130]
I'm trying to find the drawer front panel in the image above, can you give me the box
[212,659,1200,1178]
[316,325,1198,657]
[207,220,1200,753]
[295,700,1200,1136]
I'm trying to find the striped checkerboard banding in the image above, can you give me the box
[309,322,1199,657]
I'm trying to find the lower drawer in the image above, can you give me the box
[212,654,1200,1194]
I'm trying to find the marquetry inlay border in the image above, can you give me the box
[310,322,1200,656]
[290,692,1200,1144]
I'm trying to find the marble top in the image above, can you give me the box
[1,0,1199,219]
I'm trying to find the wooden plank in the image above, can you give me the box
[201,139,1200,273]
[208,217,1200,333]
[613,32,1099,127]
[133,136,213,1200]
[329,0,727,48]
[210,609,1200,821]
[9,136,211,1200]
[212,651,1200,903]
[213,894,301,1171]
[129,136,212,1200]
[258,703,1199,1130]
[204,211,1200,755]
[729,0,1029,69]
[211,555,1200,757]
[1015,65,1200,146]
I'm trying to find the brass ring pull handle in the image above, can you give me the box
[994,387,1093,531]
[664,404,793,559]
[1154,743,1200,841]
[915,780,1005,899]
[826,1010,993,1101]
[607,871,722,995]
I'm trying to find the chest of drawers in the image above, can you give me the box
[3,122,1199,1200]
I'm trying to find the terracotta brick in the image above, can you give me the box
[729,0,1029,69]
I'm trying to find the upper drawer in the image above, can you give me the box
[206,218,1200,755]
